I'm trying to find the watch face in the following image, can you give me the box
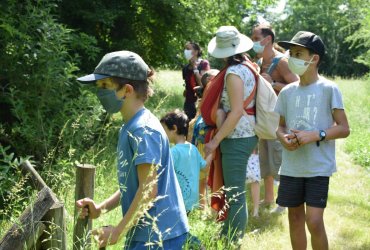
[320,131,326,141]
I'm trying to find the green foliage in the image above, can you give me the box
[0,0,101,193]
[58,0,276,69]
[346,8,370,71]
[0,144,32,221]
[272,0,369,77]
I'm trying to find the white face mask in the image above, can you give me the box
[288,56,314,76]
[184,49,193,61]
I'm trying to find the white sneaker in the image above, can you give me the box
[270,206,286,214]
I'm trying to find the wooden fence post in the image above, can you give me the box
[73,164,96,250]
[0,187,58,250]
[40,202,67,250]
[20,160,47,191]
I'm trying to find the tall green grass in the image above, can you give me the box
[336,77,370,169]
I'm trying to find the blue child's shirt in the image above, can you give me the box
[171,142,207,211]
[117,108,189,243]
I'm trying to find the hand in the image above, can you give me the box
[204,139,219,157]
[261,73,273,83]
[76,198,101,219]
[290,129,319,146]
[278,133,299,151]
[92,225,120,247]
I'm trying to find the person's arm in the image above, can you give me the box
[261,59,298,91]
[93,163,158,247]
[290,109,350,146]
[272,59,299,91]
[205,73,244,155]
[76,190,121,219]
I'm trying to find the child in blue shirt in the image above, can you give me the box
[161,110,210,213]
[75,51,189,249]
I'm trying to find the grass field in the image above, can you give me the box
[1,72,369,249]
[335,78,370,169]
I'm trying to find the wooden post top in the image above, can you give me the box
[75,163,96,169]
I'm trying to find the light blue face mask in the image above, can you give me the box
[252,41,265,54]
[96,88,124,113]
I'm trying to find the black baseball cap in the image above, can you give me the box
[278,31,325,58]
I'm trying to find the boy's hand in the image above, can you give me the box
[76,198,101,219]
[92,225,120,247]
[279,133,299,151]
[290,129,319,146]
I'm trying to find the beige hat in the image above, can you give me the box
[208,26,253,58]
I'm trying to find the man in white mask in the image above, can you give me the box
[251,23,298,214]
[182,42,210,121]
[275,31,350,250]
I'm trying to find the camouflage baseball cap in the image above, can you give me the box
[77,51,149,83]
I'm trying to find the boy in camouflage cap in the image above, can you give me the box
[76,51,189,248]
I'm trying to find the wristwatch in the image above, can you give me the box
[319,130,326,141]
[271,80,277,88]
[316,130,326,146]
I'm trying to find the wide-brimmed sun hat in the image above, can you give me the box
[208,26,253,58]
[77,51,149,83]
[278,31,325,58]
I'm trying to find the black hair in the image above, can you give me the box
[254,23,275,43]
[307,49,323,66]
[226,53,247,66]
[188,42,202,57]
[160,110,189,136]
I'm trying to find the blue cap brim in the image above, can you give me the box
[77,73,110,83]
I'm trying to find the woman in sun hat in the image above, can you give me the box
[203,26,258,243]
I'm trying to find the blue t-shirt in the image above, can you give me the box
[117,108,189,242]
[171,142,207,211]
[274,77,344,177]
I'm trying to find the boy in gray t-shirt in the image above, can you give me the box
[275,31,350,250]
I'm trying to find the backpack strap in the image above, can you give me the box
[266,55,283,75]
[242,62,259,115]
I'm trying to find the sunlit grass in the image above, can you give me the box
[335,77,370,169]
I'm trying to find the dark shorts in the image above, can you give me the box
[276,175,329,208]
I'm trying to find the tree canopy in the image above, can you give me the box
[0,0,369,164]
[271,0,369,77]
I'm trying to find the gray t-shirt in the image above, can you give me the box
[274,77,344,177]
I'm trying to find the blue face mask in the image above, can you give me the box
[252,41,265,54]
[96,88,124,113]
